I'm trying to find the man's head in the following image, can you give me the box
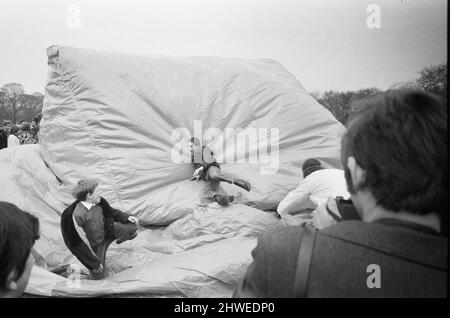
[302,158,323,178]
[21,122,30,132]
[9,126,19,136]
[341,89,447,226]
[0,202,40,298]
[72,179,101,204]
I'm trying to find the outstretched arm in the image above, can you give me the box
[111,207,132,223]
[277,180,315,215]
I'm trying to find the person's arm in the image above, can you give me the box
[110,207,132,223]
[277,179,316,215]
[110,207,139,225]
[233,236,269,298]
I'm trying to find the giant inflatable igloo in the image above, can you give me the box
[0,46,345,297]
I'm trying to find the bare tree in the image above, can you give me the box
[0,83,24,122]
[416,64,447,98]
[19,93,44,121]
[0,83,43,122]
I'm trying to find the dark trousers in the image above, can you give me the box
[92,222,138,269]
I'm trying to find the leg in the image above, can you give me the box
[206,166,251,192]
[113,222,138,244]
[203,178,236,206]
[94,239,114,269]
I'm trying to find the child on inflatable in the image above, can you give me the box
[189,137,251,206]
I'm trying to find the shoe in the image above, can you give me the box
[233,179,251,192]
[213,194,232,206]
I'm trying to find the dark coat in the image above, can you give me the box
[60,197,131,270]
[234,219,447,297]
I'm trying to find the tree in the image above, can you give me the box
[18,93,44,122]
[314,88,382,126]
[0,83,24,122]
[318,90,354,126]
[0,83,43,122]
[416,64,447,98]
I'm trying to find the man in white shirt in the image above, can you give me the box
[277,158,350,215]
[7,126,20,148]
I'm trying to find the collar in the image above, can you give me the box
[374,218,441,236]
[81,201,95,210]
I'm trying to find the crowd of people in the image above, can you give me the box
[0,89,447,297]
[0,115,41,149]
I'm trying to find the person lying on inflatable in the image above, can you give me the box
[189,137,251,206]
[60,179,139,280]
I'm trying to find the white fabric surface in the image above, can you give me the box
[0,46,346,297]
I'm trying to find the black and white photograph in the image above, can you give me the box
[0,0,447,303]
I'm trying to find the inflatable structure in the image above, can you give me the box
[0,46,345,297]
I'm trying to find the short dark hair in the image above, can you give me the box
[0,202,40,287]
[21,123,30,132]
[341,89,447,218]
[302,158,323,178]
[10,126,19,135]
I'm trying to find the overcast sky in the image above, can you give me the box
[0,0,447,94]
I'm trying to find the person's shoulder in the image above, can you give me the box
[320,220,370,235]
[261,225,303,240]
[257,225,305,255]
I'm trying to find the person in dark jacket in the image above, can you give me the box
[0,129,7,149]
[0,202,40,298]
[61,179,139,279]
[189,137,251,206]
[234,89,447,297]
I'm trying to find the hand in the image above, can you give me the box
[128,216,139,226]
[193,166,204,177]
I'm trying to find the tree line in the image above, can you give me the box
[0,83,43,123]
[0,64,446,126]
[312,64,447,126]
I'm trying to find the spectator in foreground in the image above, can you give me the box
[277,158,349,215]
[234,89,447,297]
[61,179,139,280]
[0,202,40,298]
[7,126,20,148]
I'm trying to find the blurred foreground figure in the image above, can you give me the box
[61,179,139,279]
[235,89,447,297]
[0,202,40,298]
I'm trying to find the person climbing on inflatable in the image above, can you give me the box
[189,137,251,206]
